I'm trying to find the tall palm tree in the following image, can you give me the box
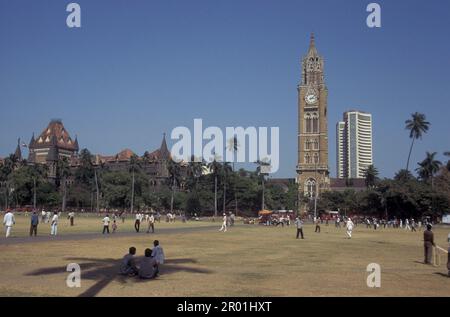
[227,137,240,215]
[222,162,232,214]
[256,159,271,211]
[129,154,141,214]
[167,160,182,214]
[363,165,379,188]
[58,157,71,212]
[405,112,430,171]
[416,152,442,188]
[1,155,20,209]
[207,157,222,217]
[394,169,414,182]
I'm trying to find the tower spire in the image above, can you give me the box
[160,132,170,160]
[307,32,318,57]
[14,138,22,161]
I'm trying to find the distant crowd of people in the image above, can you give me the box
[0,208,194,238]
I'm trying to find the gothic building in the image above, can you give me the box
[297,34,330,199]
[28,119,80,180]
[26,119,173,187]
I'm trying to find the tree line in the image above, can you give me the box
[1,112,449,218]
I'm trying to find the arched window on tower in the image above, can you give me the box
[312,112,319,133]
[313,139,319,150]
[305,178,317,198]
[314,153,319,164]
[305,139,311,150]
[304,153,311,164]
[304,113,312,133]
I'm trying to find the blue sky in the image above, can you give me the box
[1,0,449,178]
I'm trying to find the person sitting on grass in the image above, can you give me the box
[139,248,158,280]
[120,247,139,276]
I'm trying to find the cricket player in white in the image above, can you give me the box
[3,210,15,238]
[405,219,411,231]
[219,213,227,232]
[346,218,354,239]
[50,212,59,236]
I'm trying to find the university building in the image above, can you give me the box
[18,119,173,187]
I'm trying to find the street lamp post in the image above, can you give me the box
[314,161,318,220]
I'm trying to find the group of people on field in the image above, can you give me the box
[2,209,60,238]
[120,240,165,280]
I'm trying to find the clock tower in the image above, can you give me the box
[297,34,330,204]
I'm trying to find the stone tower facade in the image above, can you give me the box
[297,34,330,200]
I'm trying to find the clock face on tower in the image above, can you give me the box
[305,93,318,105]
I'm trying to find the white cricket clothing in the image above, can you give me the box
[3,212,15,227]
[102,217,110,226]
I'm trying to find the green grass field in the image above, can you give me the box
[0,214,449,297]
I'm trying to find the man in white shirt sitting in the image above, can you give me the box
[3,210,15,238]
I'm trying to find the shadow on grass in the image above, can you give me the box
[25,256,212,297]
[433,272,450,278]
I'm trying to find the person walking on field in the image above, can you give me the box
[68,211,75,226]
[411,219,417,232]
[102,214,111,234]
[50,211,59,236]
[147,213,155,234]
[315,218,321,233]
[219,213,227,232]
[134,213,141,233]
[423,224,435,264]
[3,210,15,238]
[112,219,117,233]
[30,211,39,237]
[405,219,411,231]
[346,218,354,239]
[295,217,304,239]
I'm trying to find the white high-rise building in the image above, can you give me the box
[336,110,373,179]
[336,121,346,178]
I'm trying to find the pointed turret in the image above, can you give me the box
[74,135,79,152]
[14,138,22,161]
[159,133,171,160]
[29,133,35,148]
[301,33,325,86]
